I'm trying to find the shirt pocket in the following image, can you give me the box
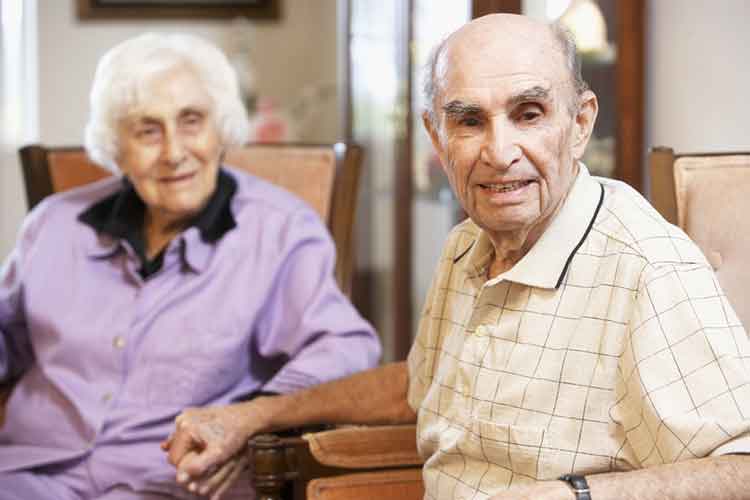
[468,416,550,481]
[145,326,247,408]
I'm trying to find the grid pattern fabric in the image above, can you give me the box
[407,167,750,500]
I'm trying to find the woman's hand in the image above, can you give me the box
[180,451,248,499]
[161,402,264,492]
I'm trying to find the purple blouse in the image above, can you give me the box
[0,167,380,493]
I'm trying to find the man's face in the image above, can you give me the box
[425,18,596,243]
[116,65,224,225]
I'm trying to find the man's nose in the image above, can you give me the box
[480,120,521,169]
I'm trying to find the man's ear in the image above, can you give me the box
[422,110,448,169]
[570,90,598,161]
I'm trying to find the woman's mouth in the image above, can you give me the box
[161,172,196,184]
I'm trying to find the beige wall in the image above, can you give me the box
[37,0,340,145]
[1,0,339,258]
[646,1,750,153]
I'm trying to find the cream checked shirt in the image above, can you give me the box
[407,165,750,500]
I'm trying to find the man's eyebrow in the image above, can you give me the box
[442,100,483,118]
[507,85,551,108]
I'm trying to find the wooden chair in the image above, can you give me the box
[649,146,750,329]
[251,424,423,500]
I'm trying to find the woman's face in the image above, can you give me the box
[115,65,224,226]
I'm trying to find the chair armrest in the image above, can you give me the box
[307,469,424,500]
[304,425,422,469]
[248,424,422,500]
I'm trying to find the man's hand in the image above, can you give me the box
[161,402,263,493]
[160,364,413,496]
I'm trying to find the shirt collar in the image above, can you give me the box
[462,163,604,289]
[78,168,238,273]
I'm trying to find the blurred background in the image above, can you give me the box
[1,0,749,361]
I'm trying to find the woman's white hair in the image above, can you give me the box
[84,32,250,173]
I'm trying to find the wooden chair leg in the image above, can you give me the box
[248,433,299,500]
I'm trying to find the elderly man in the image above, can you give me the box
[0,33,380,499]
[167,14,750,500]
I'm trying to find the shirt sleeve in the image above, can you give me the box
[0,207,43,382]
[616,260,750,467]
[252,209,381,394]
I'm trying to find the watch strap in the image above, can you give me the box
[558,474,592,500]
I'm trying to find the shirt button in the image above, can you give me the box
[102,393,112,403]
[475,326,487,337]
[113,336,125,349]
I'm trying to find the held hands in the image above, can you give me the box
[161,402,262,499]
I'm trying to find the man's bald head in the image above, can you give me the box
[423,14,588,126]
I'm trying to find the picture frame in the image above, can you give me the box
[77,0,280,20]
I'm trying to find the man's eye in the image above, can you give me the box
[516,105,544,123]
[460,117,481,127]
[521,111,541,121]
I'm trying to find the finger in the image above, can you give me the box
[176,450,202,485]
[180,444,230,478]
[196,458,236,496]
[168,429,203,467]
[211,456,248,500]
[160,433,175,451]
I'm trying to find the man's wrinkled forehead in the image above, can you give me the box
[436,15,570,102]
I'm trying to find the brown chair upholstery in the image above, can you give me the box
[649,146,750,329]
[251,425,423,500]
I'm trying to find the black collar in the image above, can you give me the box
[78,168,237,278]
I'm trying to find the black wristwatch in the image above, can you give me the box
[558,474,591,500]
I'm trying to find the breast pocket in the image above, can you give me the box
[145,326,247,408]
[468,417,550,481]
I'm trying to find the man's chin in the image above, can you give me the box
[477,210,539,233]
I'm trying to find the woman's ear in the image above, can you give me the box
[570,90,598,161]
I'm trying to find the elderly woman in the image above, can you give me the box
[0,33,380,499]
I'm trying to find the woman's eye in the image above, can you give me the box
[461,117,481,127]
[136,127,160,139]
[182,113,204,128]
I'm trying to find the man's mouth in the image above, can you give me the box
[479,180,535,193]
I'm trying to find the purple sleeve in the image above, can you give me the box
[0,207,42,382]
[252,209,381,394]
